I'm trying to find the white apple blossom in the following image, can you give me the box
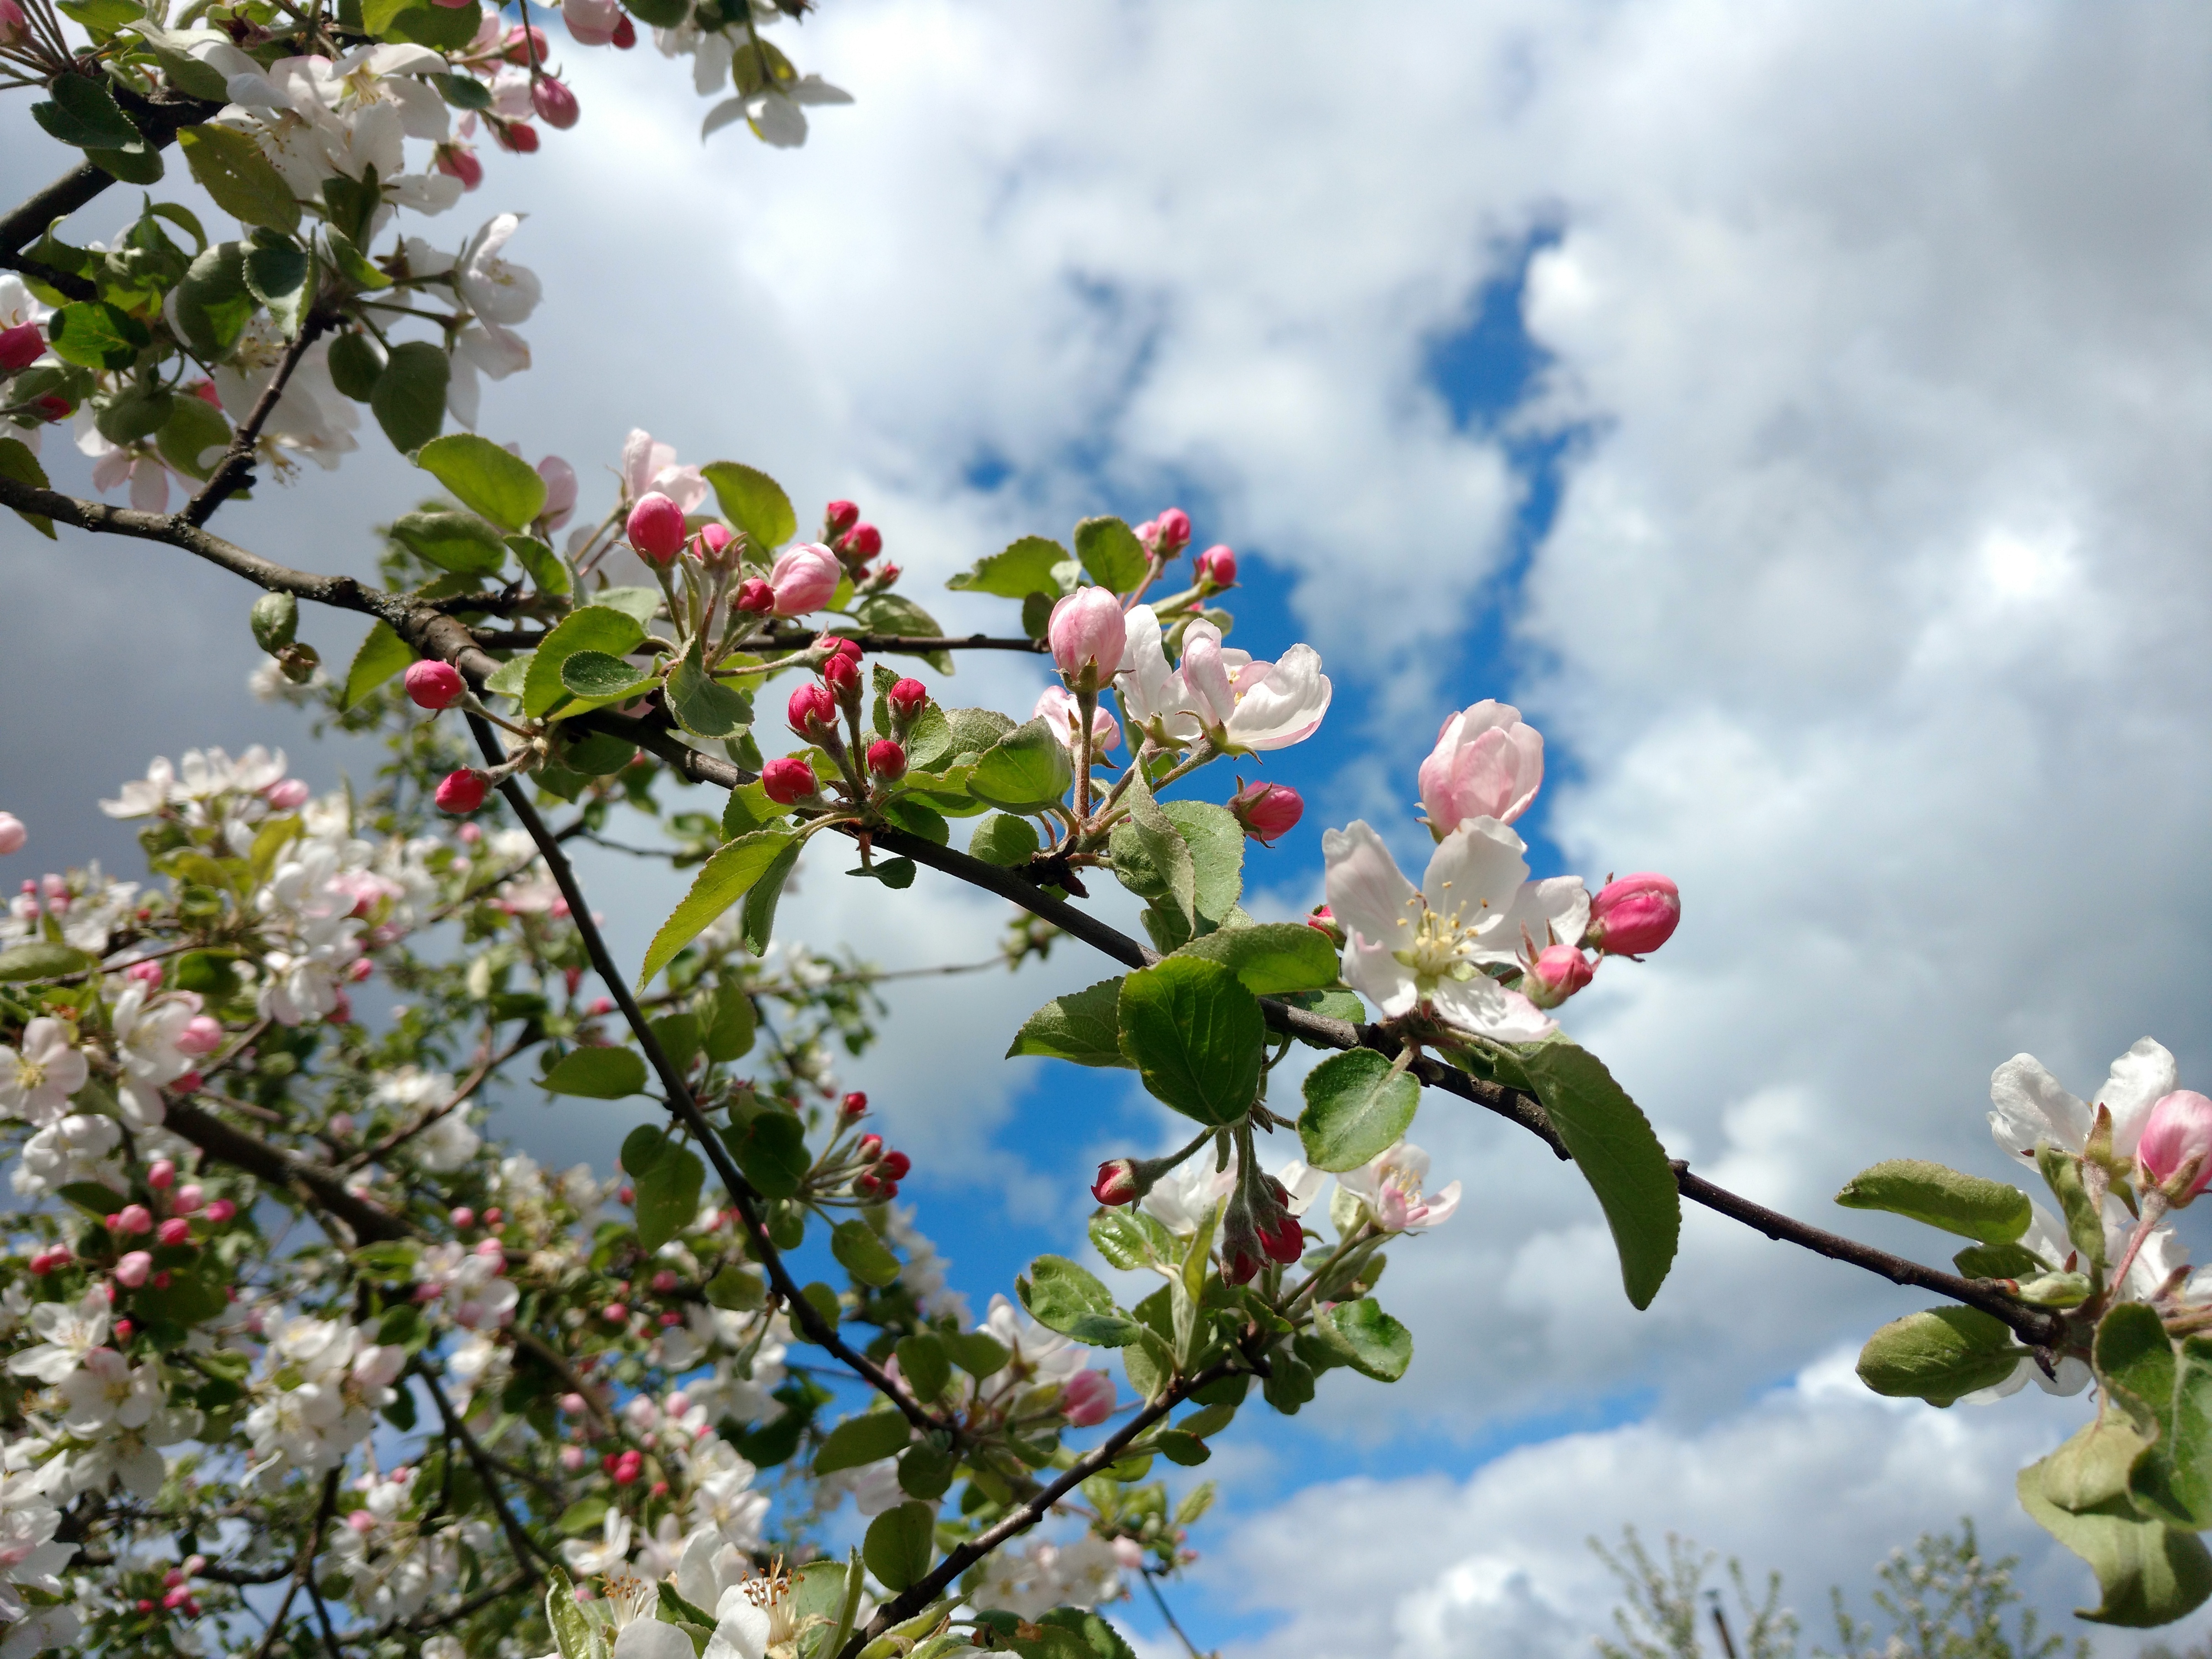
[1034,685,1123,754]
[214,329,361,473]
[1321,819,1559,1042]
[1988,1036,2176,1168]
[0,1604,79,1659]
[621,428,709,513]
[703,1566,801,1659]
[60,1404,199,1500]
[60,1348,160,1435]
[700,71,854,148]
[1176,616,1332,753]
[6,1292,110,1385]
[0,1480,74,1625]
[969,1532,1123,1619]
[456,214,542,327]
[560,1505,632,1577]
[688,1440,768,1548]
[981,1292,1087,1385]
[109,983,202,1128]
[0,1020,86,1128]
[11,1114,125,1200]
[1142,1156,1235,1237]
[1113,604,1203,747]
[1338,1140,1462,1233]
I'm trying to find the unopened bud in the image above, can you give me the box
[177,1015,223,1056]
[495,119,539,154]
[1229,779,1301,845]
[1049,587,1128,691]
[250,591,298,653]
[735,577,775,613]
[1587,873,1681,957]
[115,1250,153,1288]
[824,499,859,536]
[823,653,861,696]
[531,74,579,129]
[276,642,320,684]
[857,1133,883,1161]
[760,756,820,805]
[611,14,634,46]
[845,522,882,560]
[1061,1368,1116,1427]
[627,492,688,564]
[880,1149,911,1179]
[264,778,310,810]
[840,1091,868,1118]
[435,770,490,815]
[1148,508,1192,557]
[787,681,837,737]
[887,678,928,724]
[0,813,22,857]
[157,1217,191,1246]
[204,1198,236,1224]
[502,22,550,61]
[435,143,483,190]
[0,320,43,373]
[866,738,906,781]
[2140,1089,2212,1205]
[404,659,466,710]
[692,522,737,570]
[1522,944,1594,1010]
[1195,544,1237,588]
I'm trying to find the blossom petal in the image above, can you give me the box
[2093,1037,2178,1161]
[1987,1054,2089,1161]
[1321,822,1418,948]
[1419,819,1529,926]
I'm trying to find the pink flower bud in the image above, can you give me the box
[474,1237,505,1263]
[175,1015,224,1057]
[116,1251,153,1287]
[823,653,862,696]
[872,560,901,586]
[1061,1368,1116,1427]
[761,756,821,805]
[435,143,484,190]
[156,1217,191,1246]
[651,1269,678,1294]
[458,822,482,845]
[558,1392,585,1413]
[483,1206,502,1224]
[503,22,550,62]
[264,778,311,811]
[0,320,41,373]
[404,660,466,710]
[887,678,928,723]
[0,813,23,857]
[1522,944,1594,1009]
[735,577,776,614]
[1229,780,1302,845]
[1091,1159,1139,1206]
[603,1303,627,1323]
[162,1584,192,1609]
[173,1069,204,1094]
[618,1184,633,1204]
[880,1149,912,1179]
[451,1206,475,1228]
[560,1445,588,1471]
[857,1133,883,1161]
[1261,1211,1305,1265]
[1421,701,1544,832]
[1195,545,1237,587]
[1587,873,1681,957]
[118,1204,153,1234]
[2140,1090,2212,1202]
[173,1185,203,1214]
[787,681,837,737]
[824,499,859,537]
[846,523,882,560]
[1048,587,1128,690]
[125,960,163,988]
[611,14,635,47]
[627,492,688,564]
[112,1316,133,1340]
[346,1510,376,1533]
[866,738,906,781]
[435,770,489,815]
[841,1091,869,1117]
[147,1158,175,1189]
[531,75,579,129]
[768,542,842,616]
[692,522,736,570]
[204,1199,236,1224]
[1150,508,1192,556]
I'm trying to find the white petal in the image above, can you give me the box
[614,1622,697,1659]
[2094,1037,2178,1161]
[1420,819,1529,923]
[1987,1054,2089,1159]
[1468,875,1589,966]
[1321,822,1419,947]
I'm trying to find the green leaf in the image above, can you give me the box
[33,73,142,150]
[635,1144,704,1251]
[946,534,1070,599]
[2020,1451,2212,1627]
[370,340,449,452]
[507,535,571,596]
[156,394,231,481]
[95,385,174,445]
[878,797,948,846]
[1073,516,1149,592]
[1516,1039,1681,1310]
[832,1219,903,1287]
[320,228,392,294]
[0,439,55,539]
[668,641,752,738]
[2104,1306,2212,1530]
[815,1411,912,1475]
[856,592,952,668]
[969,813,1041,868]
[391,510,506,577]
[594,586,665,627]
[1089,1209,1164,1272]
[741,837,803,955]
[1855,1306,2024,1404]
[1018,1255,1116,1336]
[342,621,414,709]
[1006,977,1128,1068]
[2039,1141,2109,1269]
[1298,1049,1421,1173]
[540,1046,648,1099]
[1149,1428,1212,1467]
[48,301,149,370]
[483,652,532,699]
[1116,957,1265,1126]
[894,1333,950,1402]
[942,705,1016,760]
[1954,1241,2051,1280]
[722,1111,810,1201]
[1161,801,1243,930]
[243,230,309,317]
[704,1265,766,1310]
[897,1441,956,1501]
[559,649,654,702]
[943,1331,1010,1378]
[55,1180,124,1217]
[642,830,798,983]
[863,1501,935,1592]
[701,460,796,551]
[173,242,255,358]
[1175,922,1339,995]
[1834,1158,2032,1243]
[1312,1297,1413,1382]
[524,605,648,717]
[178,125,301,234]
[415,433,547,532]
[969,717,1074,812]
[379,0,481,49]
[1034,1609,1139,1659]
[704,981,757,1063]
[545,1566,595,1659]
[86,144,163,185]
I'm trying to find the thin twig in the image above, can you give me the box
[247,1468,339,1659]
[341,1027,527,1171]
[1141,1569,1213,1659]
[414,1357,551,1583]
[183,307,337,527]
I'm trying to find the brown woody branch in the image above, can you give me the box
[413,1357,551,1584]
[182,305,340,527]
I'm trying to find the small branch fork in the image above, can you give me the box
[0,470,2075,1354]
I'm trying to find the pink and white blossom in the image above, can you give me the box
[0,1019,86,1127]
[1419,700,1544,833]
[1033,685,1122,754]
[1339,1140,1461,1233]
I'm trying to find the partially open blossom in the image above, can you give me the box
[1340,1140,1460,1233]
[435,770,490,815]
[1522,944,1594,1010]
[1305,904,1344,946]
[1034,685,1121,754]
[115,1251,153,1288]
[1195,545,1237,588]
[537,455,577,530]
[786,682,836,738]
[735,577,776,614]
[1061,1368,1115,1427]
[866,738,906,781]
[1419,700,1544,833]
[1229,780,1302,844]
[0,321,41,373]
[627,492,687,564]
[1587,873,1680,957]
[887,678,928,724]
[2140,1090,2212,1202]
[562,0,619,43]
[176,1016,224,1056]
[404,660,466,711]
[531,75,579,128]
[263,778,310,811]
[768,543,842,616]
[761,757,820,805]
[1178,618,1331,753]
[1049,587,1128,692]
[0,812,23,856]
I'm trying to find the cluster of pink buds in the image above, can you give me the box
[1221,1173,1304,1285]
[1229,779,1302,844]
[135,1560,205,1620]
[603,1446,645,1485]
[851,1132,912,1200]
[1136,507,1192,560]
[823,499,885,577]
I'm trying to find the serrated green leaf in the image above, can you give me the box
[1019,1255,1115,1335]
[704,1265,765,1310]
[524,605,647,718]
[342,620,414,709]
[370,340,449,452]
[1007,976,1127,1068]
[1117,957,1263,1126]
[721,1110,809,1201]
[635,1144,704,1251]
[540,1046,647,1099]
[667,641,752,738]
[1298,1048,1421,1173]
[969,812,1041,868]
[559,649,654,702]
[179,125,301,234]
[34,72,142,150]
[741,837,802,955]
[2020,1450,2212,1627]
[1073,515,1148,592]
[945,534,1069,599]
[863,1500,935,1592]
[894,1333,950,1402]
[832,1219,902,1287]
[1855,1306,2024,1404]
[173,242,255,358]
[48,301,148,371]
[1174,921,1339,995]
[969,716,1073,811]
[416,432,547,532]
[701,460,795,551]
[643,830,798,983]
[1312,1298,1411,1382]
[392,509,506,577]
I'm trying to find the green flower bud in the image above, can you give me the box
[251,592,299,654]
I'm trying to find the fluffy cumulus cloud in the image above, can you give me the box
[13,0,2212,1647]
